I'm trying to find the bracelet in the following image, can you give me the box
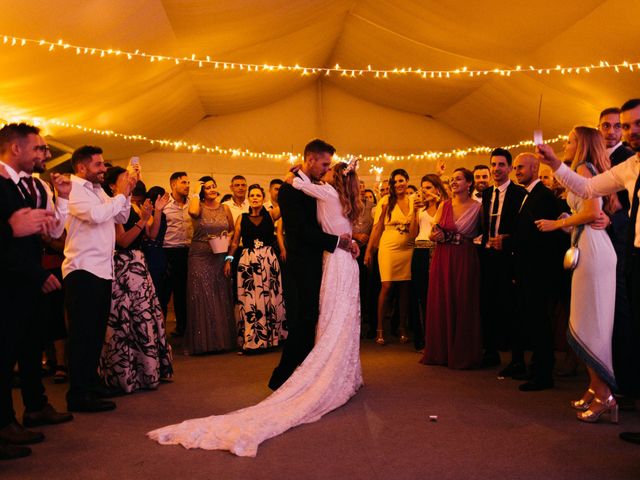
[224,255,234,262]
[134,223,144,230]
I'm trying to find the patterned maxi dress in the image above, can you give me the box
[236,209,287,351]
[99,207,173,393]
[185,203,236,354]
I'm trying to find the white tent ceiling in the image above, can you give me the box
[1,0,639,186]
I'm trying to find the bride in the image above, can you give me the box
[148,159,364,457]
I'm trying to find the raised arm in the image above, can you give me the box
[188,195,201,219]
[291,176,336,201]
[537,144,626,199]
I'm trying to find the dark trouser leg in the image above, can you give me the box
[0,303,20,427]
[65,270,112,400]
[164,247,189,335]
[610,218,637,395]
[625,251,640,395]
[520,276,554,382]
[357,245,369,333]
[480,250,515,356]
[269,259,321,390]
[410,248,429,350]
[145,246,169,318]
[18,297,48,412]
[367,250,382,337]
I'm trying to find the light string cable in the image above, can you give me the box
[2,34,640,79]
[0,115,567,163]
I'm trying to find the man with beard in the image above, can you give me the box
[63,146,135,412]
[537,98,640,444]
[0,124,72,457]
[472,164,491,202]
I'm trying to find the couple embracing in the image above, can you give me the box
[149,139,364,457]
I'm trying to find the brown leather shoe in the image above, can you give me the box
[0,420,44,445]
[23,403,73,428]
[0,441,31,460]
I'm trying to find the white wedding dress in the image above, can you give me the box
[148,175,363,457]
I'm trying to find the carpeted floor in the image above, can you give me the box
[3,339,640,480]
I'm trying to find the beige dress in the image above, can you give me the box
[378,195,414,281]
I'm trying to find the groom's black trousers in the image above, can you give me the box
[268,256,322,390]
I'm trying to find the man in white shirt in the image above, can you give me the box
[0,123,73,450]
[223,175,249,223]
[163,171,192,336]
[537,98,640,445]
[63,146,134,413]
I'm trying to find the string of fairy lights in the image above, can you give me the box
[0,115,567,173]
[2,34,640,79]
[2,33,578,172]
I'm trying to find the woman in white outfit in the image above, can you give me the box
[536,126,618,423]
[148,160,364,456]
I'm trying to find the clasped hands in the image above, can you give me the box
[338,234,359,258]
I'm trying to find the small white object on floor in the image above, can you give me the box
[497,376,505,380]
[429,415,438,422]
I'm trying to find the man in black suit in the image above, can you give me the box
[598,107,638,396]
[479,148,528,371]
[268,139,353,390]
[512,153,564,391]
[0,198,58,460]
[0,124,73,453]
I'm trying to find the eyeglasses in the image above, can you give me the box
[33,145,51,152]
[599,122,621,130]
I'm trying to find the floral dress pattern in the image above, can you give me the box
[99,207,173,393]
[236,209,287,350]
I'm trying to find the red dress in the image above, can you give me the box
[420,200,482,369]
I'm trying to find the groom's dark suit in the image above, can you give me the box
[268,177,339,390]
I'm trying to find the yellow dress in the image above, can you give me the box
[377,195,414,281]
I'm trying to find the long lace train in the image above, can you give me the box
[148,248,362,457]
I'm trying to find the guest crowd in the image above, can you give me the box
[1,97,640,460]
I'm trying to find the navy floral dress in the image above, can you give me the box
[237,208,287,351]
[99,207,173,392]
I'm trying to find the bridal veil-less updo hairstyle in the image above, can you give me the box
[387,168,409,221]
[330,161,363,224]
[569,126,616,209]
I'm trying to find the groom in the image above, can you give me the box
[268,139,353,390]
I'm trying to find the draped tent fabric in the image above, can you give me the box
[1,0,639,183]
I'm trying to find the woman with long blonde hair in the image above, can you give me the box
[536,126,618,423]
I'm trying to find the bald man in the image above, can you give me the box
[510,153,565,391]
